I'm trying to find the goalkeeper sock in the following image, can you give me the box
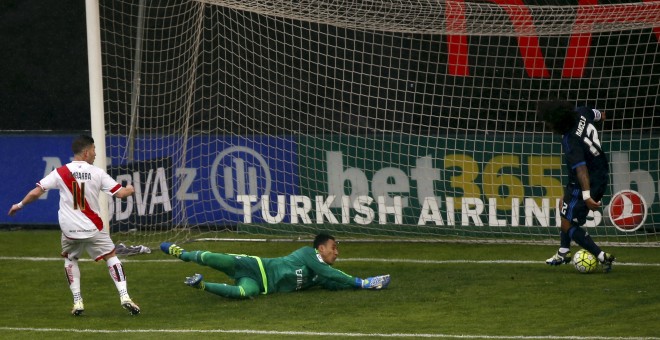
[203,278,260,299]
[203,283,244,298]
[568,226,602,258]
[186,251,237,277]
[180,250,203,262]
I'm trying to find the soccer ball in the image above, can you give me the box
[573,249,598,273]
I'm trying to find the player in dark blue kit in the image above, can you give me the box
[538,100,615,272]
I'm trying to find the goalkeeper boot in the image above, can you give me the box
[600,253,616,273]
[71,300,84,316]
[160,242,185,258]
[546,250,572,266]
[185,273,204,289]
[120,296,141,316]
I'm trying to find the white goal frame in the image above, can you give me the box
[89,0,660,247]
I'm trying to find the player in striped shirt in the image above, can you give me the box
[160,233,390,298]
[8,135,141,315]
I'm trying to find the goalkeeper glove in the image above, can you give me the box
[355,274,390,289]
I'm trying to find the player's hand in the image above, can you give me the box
[357,274,391,289]
[8,204,22,216]
[585,198,601,211]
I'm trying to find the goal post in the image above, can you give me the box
[85,0,110,228]
[96,0,660,246]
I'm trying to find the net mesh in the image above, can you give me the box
[99,0,660,246]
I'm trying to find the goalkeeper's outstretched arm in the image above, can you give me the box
[311,233,391,290]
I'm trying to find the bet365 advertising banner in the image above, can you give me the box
[0,134,657,234]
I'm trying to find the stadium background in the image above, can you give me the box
[1,1,658,233]
[1,1,658,133]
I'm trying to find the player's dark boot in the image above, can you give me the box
[184,273,204,289]
[545,250,572,266]
[600,253,615,272]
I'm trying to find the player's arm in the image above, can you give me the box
[304,255,356,286]
[575,164,600,211]
[114,184,135,199]
[101,171,135,199]
[318,277,356,291]
[8,186,46,216]
[304,255,390,290]
[576,106,604,123]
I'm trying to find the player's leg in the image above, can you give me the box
[161,242,187,259]
[160,242,237,276]
[61,236,84,315]
[559,230,571,252]
[92,233,140,315]
[64,257,84,315]
[186,274,260,299]
[546,197,573,265]
[560,189,615,271]
[545,230,572,265]
[189,251,237,276]
[566,223,615,271]
[105,255,140,314]
[590,184,616,271]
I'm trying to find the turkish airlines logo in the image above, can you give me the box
[606,190,647,232]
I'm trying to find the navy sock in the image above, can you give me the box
[568,226,602,257]
[560,231,571,249]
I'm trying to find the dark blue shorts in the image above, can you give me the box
[560,181,607,226]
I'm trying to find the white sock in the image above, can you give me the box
[597,251,605,262]
[559,247,570,254]
[64,258,82,303]
[106,256,129,299]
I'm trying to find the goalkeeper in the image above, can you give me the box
[160,233,390,298]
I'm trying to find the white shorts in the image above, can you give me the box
[61,231,115,261]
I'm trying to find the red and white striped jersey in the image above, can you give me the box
[38,161,122,239]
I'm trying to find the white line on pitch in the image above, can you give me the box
[1,256,659,267]
[0,327,657,339]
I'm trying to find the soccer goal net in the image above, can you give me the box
[98,0,660,246]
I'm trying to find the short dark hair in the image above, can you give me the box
[313,233,335,249]
[72,135,95,155]
[537,100,576,134]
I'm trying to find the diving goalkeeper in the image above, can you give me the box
[160,233,390,299]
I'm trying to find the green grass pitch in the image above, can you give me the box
[1,230,659,339]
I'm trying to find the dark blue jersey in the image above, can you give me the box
[561,106,609,192]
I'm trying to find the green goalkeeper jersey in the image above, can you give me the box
[251,246,356,293]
